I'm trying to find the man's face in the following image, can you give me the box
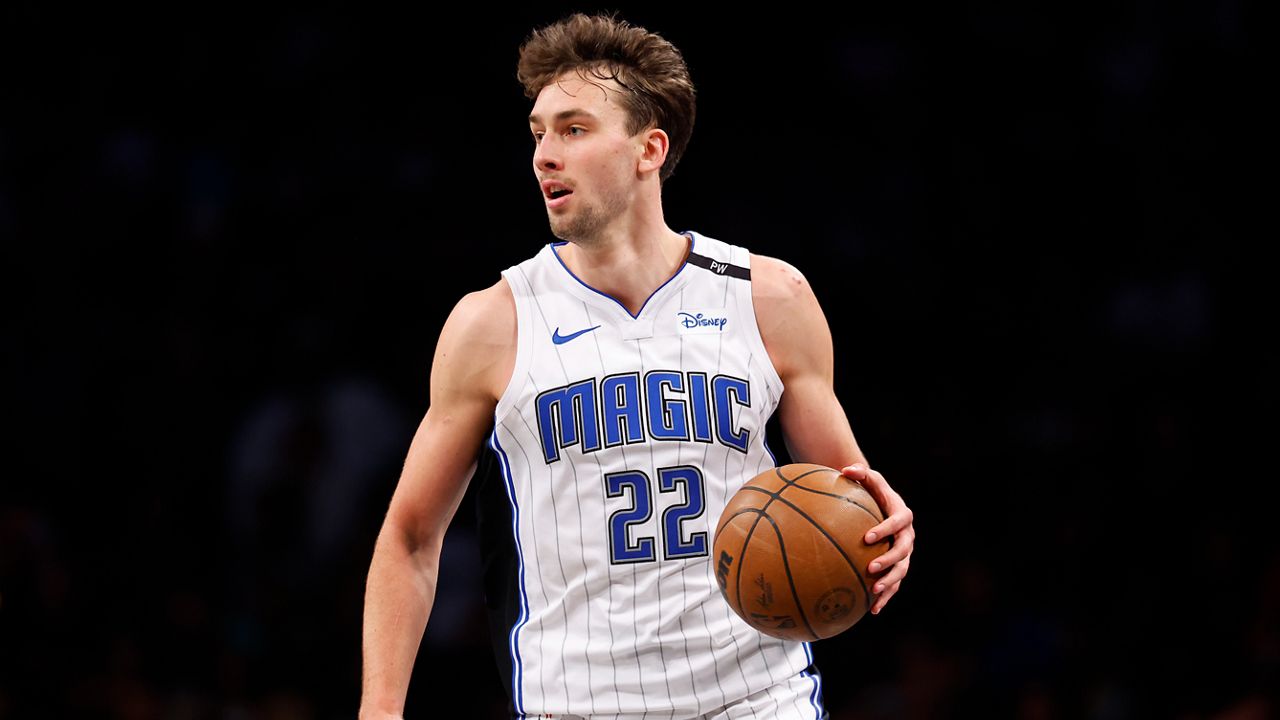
[529,71,639,244]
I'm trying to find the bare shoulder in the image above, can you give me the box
[434,277,516,401]
[751,253,824,327]
[750,254,830,380]
[751,254,815,304]
[444,276,515,340]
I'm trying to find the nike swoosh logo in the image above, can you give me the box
[552,325,602,345]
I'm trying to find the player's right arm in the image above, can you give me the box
[359,279,515,720]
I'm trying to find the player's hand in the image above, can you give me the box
[841,463,913,615]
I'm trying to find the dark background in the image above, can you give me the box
[2,3,1272,718]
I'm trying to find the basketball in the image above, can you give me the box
[711,463,890,641]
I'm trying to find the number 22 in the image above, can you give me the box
[604,465,708,564]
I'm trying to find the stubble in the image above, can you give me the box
[548,185,630,249]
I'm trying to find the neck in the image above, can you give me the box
[557,227,691,316]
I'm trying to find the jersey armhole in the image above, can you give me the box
[494,268,533,424]
[732,246,786,403]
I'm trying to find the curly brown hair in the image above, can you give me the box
[517,12,696,184]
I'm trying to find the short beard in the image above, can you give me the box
[548,189,628,249]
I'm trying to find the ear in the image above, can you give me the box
[636,127,670,178]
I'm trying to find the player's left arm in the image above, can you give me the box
[752,253,915,614]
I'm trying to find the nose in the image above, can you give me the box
[533,135,563,173]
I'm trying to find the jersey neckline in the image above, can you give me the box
[548,231,697,320]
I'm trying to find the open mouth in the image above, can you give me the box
[542,178,574,202]
[546,186,574,208]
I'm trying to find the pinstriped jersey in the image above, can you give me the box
[481,230,821,719]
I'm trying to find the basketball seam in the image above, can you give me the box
[731,508,767,626]
[775,466,831,484]
[732,485,822,641]
[758,511,820,640]
[774,467,883,522]
[728,480,783,611]
[777,471,895,549]
[727,466,881,639]
[738,484,875,615]
[778,482,883,522]
[768,486,880,609]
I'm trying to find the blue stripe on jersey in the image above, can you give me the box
[761,422,778,466]
[489,429,529,716]
[549,231,697,319]
[801,642,825,718]
[803,668,824,719]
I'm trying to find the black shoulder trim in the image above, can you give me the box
[687,252,751,280]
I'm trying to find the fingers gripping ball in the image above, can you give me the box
[711,463,890,641]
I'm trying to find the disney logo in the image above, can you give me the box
[678,312,728,331]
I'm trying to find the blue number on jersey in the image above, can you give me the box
[604,471,657,563]
[605,466,707,564]
[659,466,709,559]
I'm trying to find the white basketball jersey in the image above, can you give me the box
[480,230,822,719]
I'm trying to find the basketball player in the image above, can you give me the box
[360,13,915,720]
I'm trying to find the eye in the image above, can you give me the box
[567,126,586,136]
[532,131,544,143]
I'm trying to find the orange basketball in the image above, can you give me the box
[711,463,890,641]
